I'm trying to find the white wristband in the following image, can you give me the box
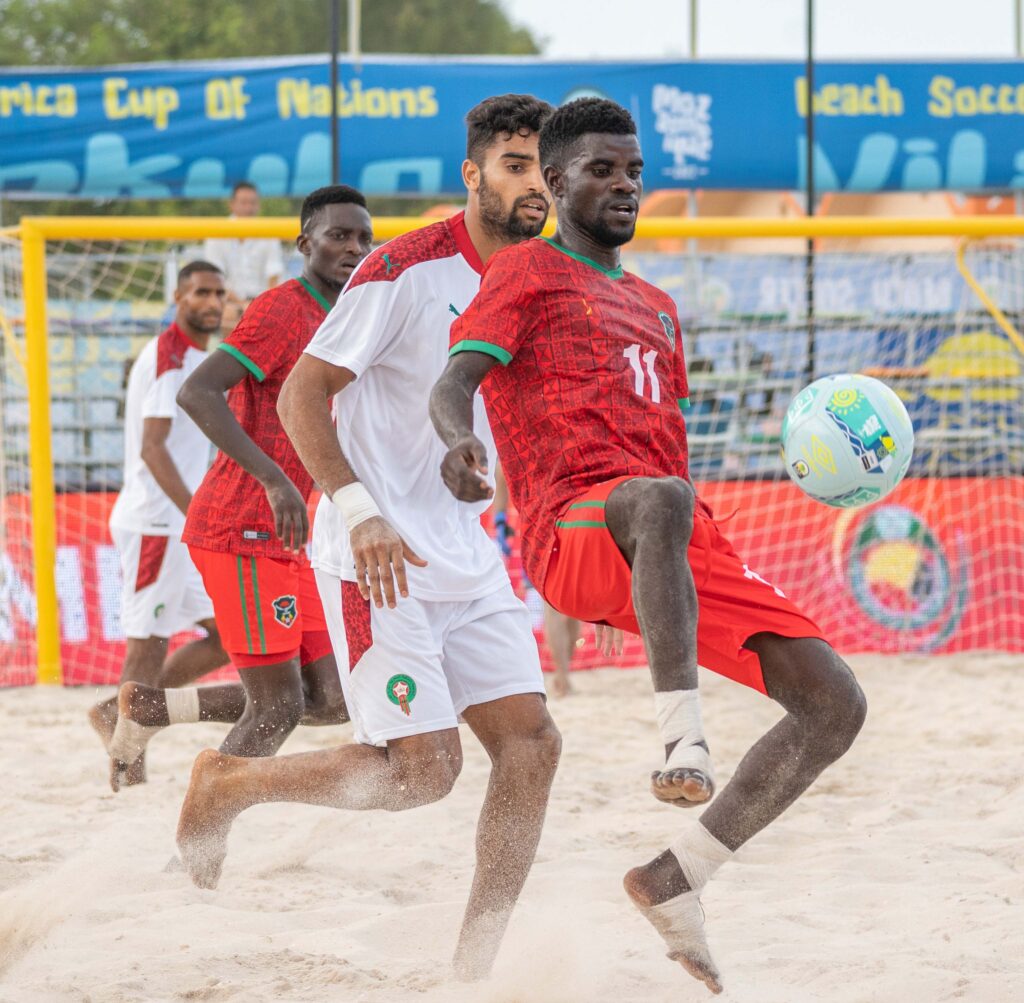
[330,482,382,533]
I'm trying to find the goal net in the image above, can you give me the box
[1,217,1022,685]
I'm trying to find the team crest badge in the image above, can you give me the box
[386,674,417,716]
[272,594,298,628]
[657,311,676,347]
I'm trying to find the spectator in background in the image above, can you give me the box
[202,182,284,333]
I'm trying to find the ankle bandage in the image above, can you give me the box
[165,687,201,725]
[668,822,733,892]
[654,690,714,781]
[654,689,705,748]
[331,482,381,534]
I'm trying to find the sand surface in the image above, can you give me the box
[0,655,1022,1002]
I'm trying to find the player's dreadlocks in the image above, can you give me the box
[300,185,368,231]
[539,98,637,170]
[465,94,554,164]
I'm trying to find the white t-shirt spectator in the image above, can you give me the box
[202,232,284,300]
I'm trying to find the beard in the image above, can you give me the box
[588,211,637,249]
[478,175,548,241]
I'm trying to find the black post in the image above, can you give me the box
[804,0,816,382]
[330,0,341,185]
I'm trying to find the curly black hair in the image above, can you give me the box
[465,93,554,163]
[300,184,368,231]
[539,98,637,169]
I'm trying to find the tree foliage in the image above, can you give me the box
[0,0,540,66]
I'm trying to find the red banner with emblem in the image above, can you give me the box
[2,478,1022,686]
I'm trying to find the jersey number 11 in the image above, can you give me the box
[623,344,661,403]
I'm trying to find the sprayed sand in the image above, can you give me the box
[0,655,1022,1002]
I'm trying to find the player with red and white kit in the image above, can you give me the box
[431,98,867,995]
[110,187,372,791]
[173,95,563,980]
[90,261,230,790]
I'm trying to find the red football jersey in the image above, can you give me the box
[183,278,330,559]
[449,237,691,591]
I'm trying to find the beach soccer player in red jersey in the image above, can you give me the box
[110,186,373,781]
[430,99,867,994]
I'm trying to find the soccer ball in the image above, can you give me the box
[781,374,914,509]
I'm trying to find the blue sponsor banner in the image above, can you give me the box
[2,55,1024,197]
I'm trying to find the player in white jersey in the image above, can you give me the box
[89,262,234,789]
[174,96,563,980]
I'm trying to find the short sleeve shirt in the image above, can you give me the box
[305,213,508,602]
[182,278,329,559]
[109,323,211,537]
[449,237,691,591]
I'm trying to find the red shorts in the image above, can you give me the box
[542,476,825,694]
[188,547,332,668]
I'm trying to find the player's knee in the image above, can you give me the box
[637,477,695,536]
[515,716,562,775]
[806,659,867,760]
[252,686,305,736]
[389,739,463,808]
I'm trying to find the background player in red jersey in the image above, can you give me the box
[430,99,867,995]
[111,187,373,779]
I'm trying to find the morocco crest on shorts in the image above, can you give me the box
[386,674,417,716]
[272,594,298,628]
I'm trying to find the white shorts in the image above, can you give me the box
[111,527,214,639]
[314,569,545,747]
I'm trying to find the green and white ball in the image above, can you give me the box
[781,374,914,509]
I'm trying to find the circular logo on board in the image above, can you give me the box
[836,504,968,651]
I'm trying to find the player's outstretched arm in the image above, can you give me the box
[429,352,499,503]
[140,416,193,516]
[178,350,308,552]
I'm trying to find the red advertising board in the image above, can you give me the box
[2,478,1022,686]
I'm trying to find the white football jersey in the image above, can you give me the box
[306,212,507,602]
[109,324,211,537]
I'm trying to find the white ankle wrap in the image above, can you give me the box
[165,687,201,725]
[654,689,704,748]
[654,689,715,783]
[668,822,733,892]
[108,718,160,764]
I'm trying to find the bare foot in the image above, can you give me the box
[176,749,247,890]
[108,682,169,791]
[549,673,574,699]
[110,752,147,792]
[651,739,715,807]
[452,909,509,981]
[88,698,117,753]
[624,864,723,995]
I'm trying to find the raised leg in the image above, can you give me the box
[624,636,867,994]
[176,728,463,888]
[605,476,711,805]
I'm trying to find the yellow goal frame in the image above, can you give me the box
[11,213,1024,683]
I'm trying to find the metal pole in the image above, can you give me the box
[330,0,340,185]
[1016,0,1022,58]
[689,0,698,59]
[805,0,817,382]
[350,0,362,70]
